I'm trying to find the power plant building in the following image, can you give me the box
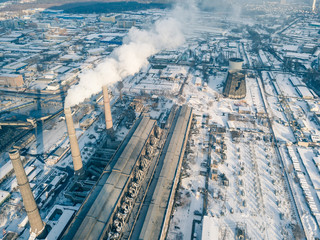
[62,105,193,240]
[63,116,157,239]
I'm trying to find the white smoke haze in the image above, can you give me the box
[65,1,194,108]
[199,0,243,18]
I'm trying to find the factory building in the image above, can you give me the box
[117,20,135,28]
[100,16,116,23]
[0,74,24,87]
[223,58,246,99]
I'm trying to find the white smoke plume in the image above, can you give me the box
[65,1,195,108]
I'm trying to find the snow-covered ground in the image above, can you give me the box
[167,67,296,240]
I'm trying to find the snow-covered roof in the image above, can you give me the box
[286,52,310,60]
[201,216,219,240]
[282,44,299,52]
[296,86,313,99]
[45,206,76,240]
[0,190,10,204]
[0,161,13,181]
[313,157,320,166]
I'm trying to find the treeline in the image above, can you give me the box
[1,1,170,12]
[49,1,170,13]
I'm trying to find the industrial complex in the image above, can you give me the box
[64,115,157,239]
[0,1,320,240]
[62,104,193,240]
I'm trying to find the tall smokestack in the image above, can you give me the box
[102,85,113,134]
[9,148,45,236]
[313,0,317,12]
[64,107,83,175]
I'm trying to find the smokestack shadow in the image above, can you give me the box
[35,89,44,160]
[59,79,65,109]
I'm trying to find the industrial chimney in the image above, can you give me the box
[312,0,317,12]
[9,148,45,236]
[64,107,83,175]
[102,85,114,134]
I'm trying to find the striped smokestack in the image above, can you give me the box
[102,85,114,133]
[9,148,45,236]
[64,107,83,175]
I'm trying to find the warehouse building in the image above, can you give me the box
[0,74,24,87]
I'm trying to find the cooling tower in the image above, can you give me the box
[9,148,45,236]
[229,58,244,71]
[102,85,114,133]
[64,107,83,175]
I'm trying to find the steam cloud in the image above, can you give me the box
[199,0,242,19]
[65,2,193,108]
